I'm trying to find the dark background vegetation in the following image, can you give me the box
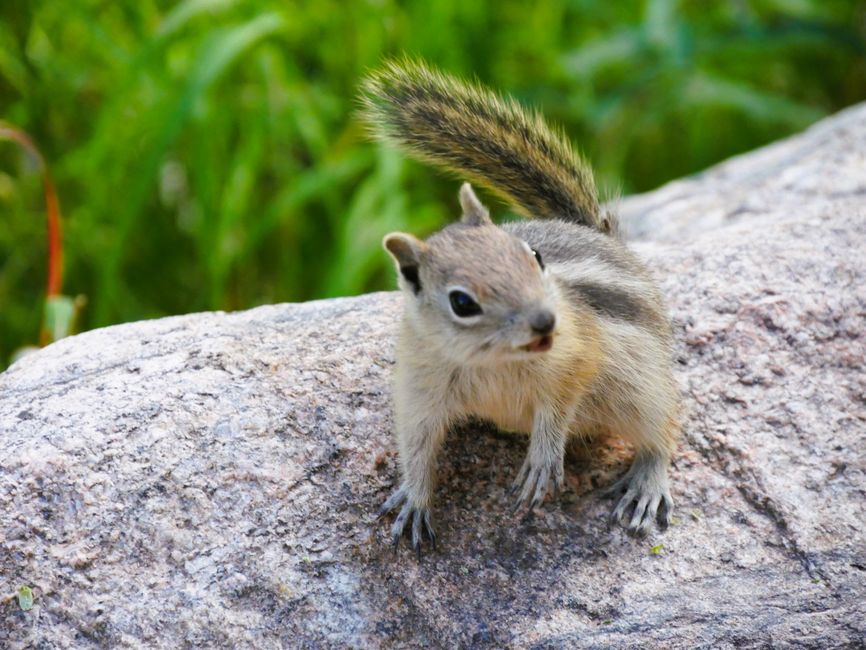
[1,0,865,367]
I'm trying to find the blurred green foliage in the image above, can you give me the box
[1,0,865,367]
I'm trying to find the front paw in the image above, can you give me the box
[510,454,564,513]
[607,457,673,537]
[378,485,436,559]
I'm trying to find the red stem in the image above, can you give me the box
[43,174,63,296]
[0,122,64,296]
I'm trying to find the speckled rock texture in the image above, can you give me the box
[2,105,866,649]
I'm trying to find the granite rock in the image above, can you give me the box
[2,105,866,648]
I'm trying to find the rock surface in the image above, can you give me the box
[2,105,866,649]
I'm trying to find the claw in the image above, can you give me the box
[607,457,674,535]
[626,495,651,537]
[379,486,407,519]
[379,486,436,557]
[611,488,636,525]
[510,460,529,496]
[638,498,661,537]
[658,493,673,530]
[511,456,563,514]
[411,509,423,559]
[423,510,436,551]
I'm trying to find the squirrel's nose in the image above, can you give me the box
[529,309,556,335]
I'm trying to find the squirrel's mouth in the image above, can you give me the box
[523,335,553,353]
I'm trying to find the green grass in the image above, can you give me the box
[1,0,865,367]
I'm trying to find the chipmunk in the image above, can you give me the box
[360,61,678,557]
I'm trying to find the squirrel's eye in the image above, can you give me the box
[448,290,482,318]
[532,248,544,270]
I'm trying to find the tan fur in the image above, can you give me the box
[453,300,602,434]
[367,63,680,554]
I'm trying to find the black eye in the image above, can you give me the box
[449,290,482,317]
[532,248,544,270]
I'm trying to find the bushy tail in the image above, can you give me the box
[359,59,609,232]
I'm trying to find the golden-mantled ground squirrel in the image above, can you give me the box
[361,61,678,558]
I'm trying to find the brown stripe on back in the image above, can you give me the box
[562,280,659,327]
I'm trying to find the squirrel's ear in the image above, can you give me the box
[383,232,427,293]
[459,183,491,226]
